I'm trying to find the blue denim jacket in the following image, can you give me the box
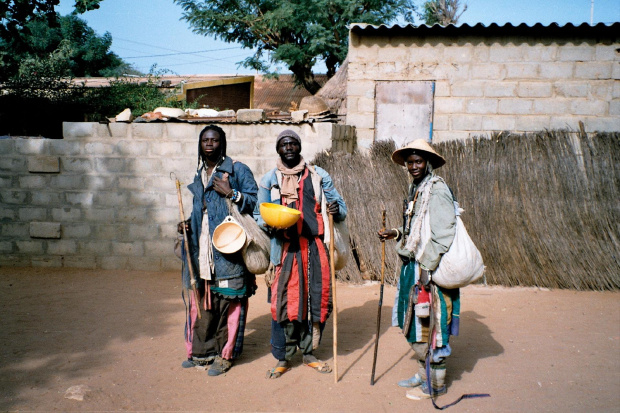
[253,165,347,266]
[182,157,258,289]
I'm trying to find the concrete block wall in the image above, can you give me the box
[347,35,619,146]
[0,122,353,270]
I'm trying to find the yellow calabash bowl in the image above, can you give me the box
[259,203,301,229]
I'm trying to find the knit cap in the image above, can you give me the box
[276,129,301,147]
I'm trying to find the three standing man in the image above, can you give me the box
[178,125,459,402]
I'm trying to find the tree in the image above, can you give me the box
[0,0,105,80]
[174,0,416,94]
[24,14,134,77]
[420,0,467,26]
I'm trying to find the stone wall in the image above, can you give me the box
[0,122,354,270]
[347,34,619,147]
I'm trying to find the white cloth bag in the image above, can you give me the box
[416,201,485,289]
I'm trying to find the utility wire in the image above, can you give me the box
[123,46,243,59]
[155,52,252,68]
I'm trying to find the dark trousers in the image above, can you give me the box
[271,319,313,361]
[191,291,231,358]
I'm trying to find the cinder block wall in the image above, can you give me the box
[347,35,619,146]
[0,122,353,270]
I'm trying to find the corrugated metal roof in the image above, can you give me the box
[350,22,620,39]
[132,115,339,125]
[72,75,244,88]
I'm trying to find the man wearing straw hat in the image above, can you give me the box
[254,129,347,379]
[378,139,460,400]
[178,125,258,376]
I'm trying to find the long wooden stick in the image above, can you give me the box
[329,213,338,383]
[370,209,386,385]
[175,178,201,319]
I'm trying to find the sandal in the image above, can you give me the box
[266,361,289,379]
[303,356,332,374]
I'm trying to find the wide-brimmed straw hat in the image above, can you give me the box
[391,139,446,168]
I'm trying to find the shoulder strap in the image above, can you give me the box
[275,169,283,189]
[306,164,323,204]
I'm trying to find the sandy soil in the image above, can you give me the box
[0,267,618,412]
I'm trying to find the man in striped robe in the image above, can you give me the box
[254,130,347,379]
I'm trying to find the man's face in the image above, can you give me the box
[277,137,301,166]
[200,129,221,158]
[405,153,427,182]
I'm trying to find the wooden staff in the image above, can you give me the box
[329,213,338,383]
[175,178,202,319]
[370,209,386,385]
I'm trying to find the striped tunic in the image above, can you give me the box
[271,167,332,324]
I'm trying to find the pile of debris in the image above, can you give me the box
[111,96,339,125]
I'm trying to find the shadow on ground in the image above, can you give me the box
[448,310,504,385]
[0,268,179,411]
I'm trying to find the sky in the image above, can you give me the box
[57,0,620,76]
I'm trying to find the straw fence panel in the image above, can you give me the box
[314,131,619,291]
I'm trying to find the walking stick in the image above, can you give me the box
[370,209,386,385]
[175,178,201,319]
[329,213,338,383]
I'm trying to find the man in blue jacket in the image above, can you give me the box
[179,125,258,376]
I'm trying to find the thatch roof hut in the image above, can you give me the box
[316,58,348,116]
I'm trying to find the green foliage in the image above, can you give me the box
[0,0,197,137]
[3,40,81,103]
[85,69,197,119]
[0,0,105,80]
[1,65,197,137]
[71,0,103,14]
[418,0,467,26]
[420,1,440,25]
[174,0,416,94]
[1,13,133,81]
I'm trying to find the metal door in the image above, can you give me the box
[375,81,435,148]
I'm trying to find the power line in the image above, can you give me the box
[153,52,253,68]
[123,46,243,59]
[113,37,194,53]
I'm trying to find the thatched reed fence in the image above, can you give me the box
[314,130,619,291]
[313,141,408,286]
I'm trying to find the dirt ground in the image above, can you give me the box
[0,267,618,413]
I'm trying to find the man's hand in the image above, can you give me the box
[213,172,233,198]
[177,220,190,234]
[327,201,339,215]
[377,229,397,241]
